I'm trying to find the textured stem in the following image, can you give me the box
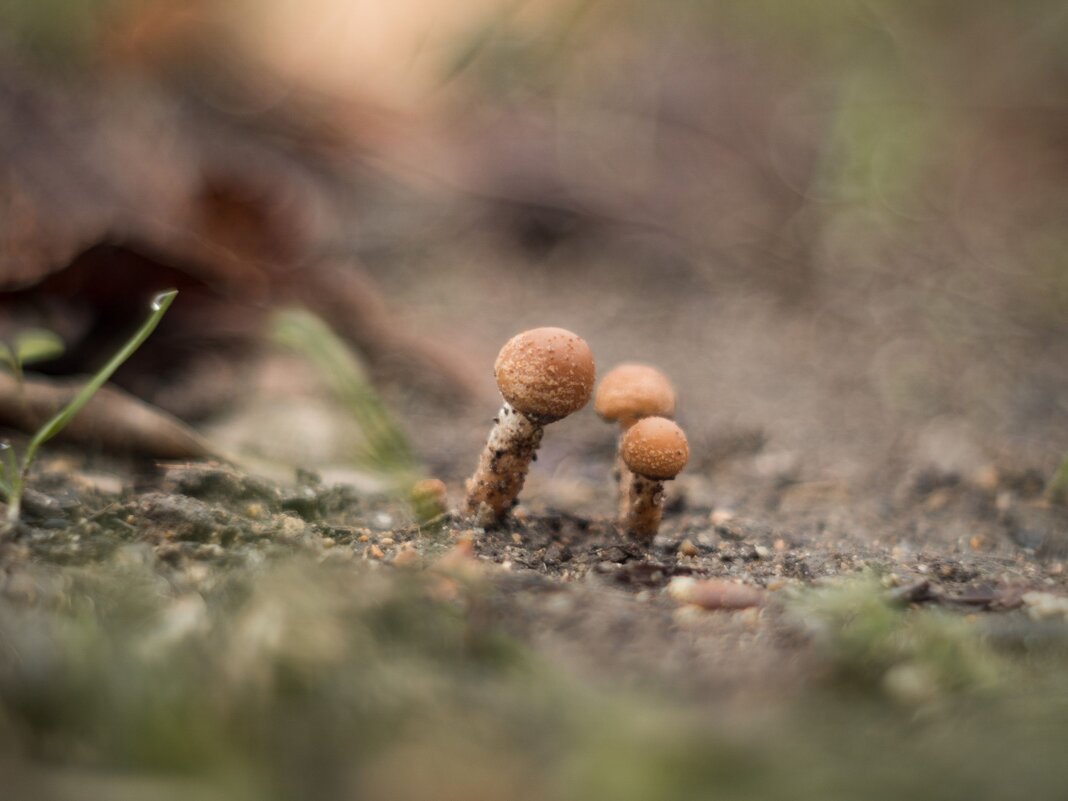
[624,474,665,540]
[614,443,634,519]
[464,403,543,526]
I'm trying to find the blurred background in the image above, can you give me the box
[0,0,1066,497]
[2,4,1068,801]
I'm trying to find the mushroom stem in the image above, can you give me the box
[614,434,634,518]
[464,403,544,526]
[625,473,666,540]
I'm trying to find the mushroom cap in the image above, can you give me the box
[594,363,676,425]
[621,416,689,479]
[494,327,595,421]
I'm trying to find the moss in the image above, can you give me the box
[2,557,1068,800]
[786,576,1002,700]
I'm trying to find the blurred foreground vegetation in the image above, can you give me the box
[2,552,1068,801]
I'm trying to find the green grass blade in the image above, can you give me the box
[0,343,16,374]
[0,442,14,480]
[14,328,65,366]
[0,443,15,499]
[271,308,417,476]
[1048,453,1068,505]
[21,290,177,470]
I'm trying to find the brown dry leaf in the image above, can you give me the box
[0,45,483,415]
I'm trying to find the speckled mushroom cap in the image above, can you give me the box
[621,416,689,480]
[594,363,676,426]
[494,327,595,421]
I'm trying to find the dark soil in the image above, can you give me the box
[6,431,1065,699]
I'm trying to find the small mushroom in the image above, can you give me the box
[594,363,676,516]
[464,327,595,526]
[620,416,688,540]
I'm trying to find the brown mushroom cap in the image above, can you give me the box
[494,327,595,421]
[594,363,676,426]
[621,416,689,479]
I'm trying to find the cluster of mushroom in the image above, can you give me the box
[463,327,687,541]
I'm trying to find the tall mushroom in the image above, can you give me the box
[464,327,595,526]
[594,364,676,517]
[620,416,688,540]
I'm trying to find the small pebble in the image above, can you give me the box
[710,509,735,526]
[278,515,306,540]
[193,544,224,560]
[678,539,699,557]
[1021,591,1068,621]
[452,533,476,555]
[74,472,124,495]
[392,545,419,569]
[186,564,210,584]
[666,577,764,610]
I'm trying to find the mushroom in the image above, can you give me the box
[594,363,676,517]
[620,416,688,540]
[464,327,595,526]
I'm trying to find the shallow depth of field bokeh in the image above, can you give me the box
[2,0,1065,475]
[1,2,1067,800]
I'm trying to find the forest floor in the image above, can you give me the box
[2,195,1068,799]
